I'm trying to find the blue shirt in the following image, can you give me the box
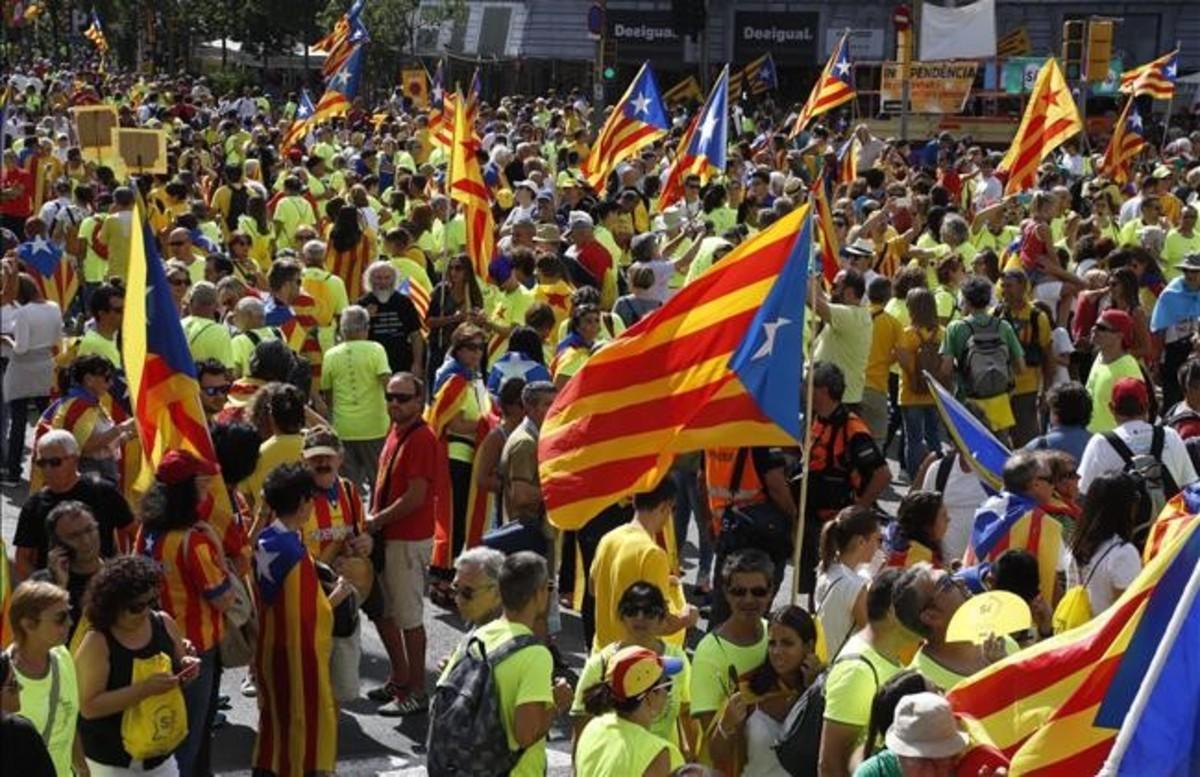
[1024,424,1093,465]
[263,297,294,327]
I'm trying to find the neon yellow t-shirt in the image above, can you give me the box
[76,329,121,369]
[14,646,79,777]
[689,624,768,715]
[320,340,391,441]
[182,316,235,370]
[1085,354,1145,434]
[572,641,691,746]
[823,634,903,734]
[241,433,305,504]
[1163,230,1200,281]
[576,712,684,777]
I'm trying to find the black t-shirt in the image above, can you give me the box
[13,474,134,569]
[1,715,56,777]
[358,290,423,373]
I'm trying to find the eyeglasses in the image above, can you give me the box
[202,384,232,397]
[386,392,417,404]
[126,595,158,614]
[35,456,69,469]
[934,574,968,597]
[459,342,485,352]
[728,586,771,599]
[620,605,666,620]
[451,583,495,601]
[61,523,98,542]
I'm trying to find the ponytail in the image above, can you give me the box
[583,681,642,716]
[820,506,883,572]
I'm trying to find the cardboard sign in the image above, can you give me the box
[402,67,428,108]
[117,129,168,174]
[880,60,977,113]
[71,104,119,150]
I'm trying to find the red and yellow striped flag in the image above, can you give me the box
[582,62,671,193]
[997,58,1082,195]
[538,205,814,530]
[811,177,841,287]
[657,113,700,211]
[1099,98,1148,186]
[790,33,856,137]
[1144,485,1200,564]
[448,88,495,278]
[949,511,1200,775]
[1119,49,1179,101]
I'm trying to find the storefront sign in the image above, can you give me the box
[733,12,819,66]
[606,10,684,65]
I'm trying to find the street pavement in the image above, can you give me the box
[1,446,904,777]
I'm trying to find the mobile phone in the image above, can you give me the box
[49,533,76,562]
[176,661,200,682]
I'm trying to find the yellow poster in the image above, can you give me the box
[881,61,978,113]
[402,68,429,108]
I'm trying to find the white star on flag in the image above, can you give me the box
[698,110,718,147]
[330,68,351,91]
[256,544,280,584]
[834,60,851,78]
[29,236,52,254]
[1129,112,1143,132]
[1164,62,1177,79]
[752,317,791,360]
[631,92,651,116]
[432,84,444,102]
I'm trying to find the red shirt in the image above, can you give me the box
[0,166,34,218]
[374,419,439,541]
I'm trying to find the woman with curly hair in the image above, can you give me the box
[883,490,948,569]
[74,555,199,777]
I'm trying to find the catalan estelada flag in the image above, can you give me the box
[582,62,671,193]
[836,135,859,185]
[0,539,10,648]
[927,372,1010,494]
[656,112,700,211]
[18,235,77,313]
[428,61,453,151]
[949,512,1200,776]
[83,10,108,55]
[1144,483,1200,564]
[315,0,367,79]
[811,177,841,287]
[882,521,938,569]
[448,88,495,278]
[963,491,1064,603]
[538,205,813,530]
[790,33,856,137]
[312,44,364,125]
[399,276,430,335]
[996,26,1032,58]
[1100,99,1147,185]
[281,89,315,152]
[663,75,703,107]
[252,521,336,777]
[1119,49,1178,101]
[657,66,729,211]
[997,58,1082,195]
[729,53,778,98]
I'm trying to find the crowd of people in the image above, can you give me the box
[1,60,1199,777]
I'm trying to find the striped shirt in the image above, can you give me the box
[300,478,365,563]
[137,526,231,652]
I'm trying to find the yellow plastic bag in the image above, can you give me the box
[1051,585,1093,634]
[121,652,187,760]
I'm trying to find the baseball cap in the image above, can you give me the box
[489,255,514,284]
[1096,308,1134,349]
[1110,377,1149,414]
[884,693,970,759]
[565,210,594,234]
[156,450,219,485]
[603,646,683,702]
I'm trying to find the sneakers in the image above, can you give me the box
[378,692,429,717]
[366,681,405,703]
[240,676,257,697]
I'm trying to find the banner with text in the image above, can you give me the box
[606,10,684,66]
[733,11,819,66]
[881,60,978,113]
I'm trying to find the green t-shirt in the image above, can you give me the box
[231,327,280,378]
[78,215,107,283]
[1085,353,1145,434]
[438,618,554,777]
[909,635,1020,692]
[813,302,873,404]
[274,196,317,242]
[14,646,79,777]
[572,641,691,746]
[320,340,391,441]
[689,623,768,715]
[1163,230,1200,281]
[853,749,902,777]
[575,712,684,777]
[823,634,903,733]
[182,316,234,370]
[76,329,121,369]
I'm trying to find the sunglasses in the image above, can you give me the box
[620,605,666,620]
[451,583,495,601]
[126,595,157,614]
[169,277,191,287]
[35,456,68,468]
[459,342,485,352]
[385,392,416,403]
[202,384,232,397]
[728,586,771,599]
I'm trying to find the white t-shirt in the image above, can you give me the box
[921,452,989,563]
[743,709,789,777]
[1067,537,1141,614]
[1048,326,1073,388]
[815,562,868,657]
[1077,421,1199,495]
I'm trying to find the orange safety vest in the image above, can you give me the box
[704,447,767,515]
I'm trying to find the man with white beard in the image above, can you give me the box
[355,260,425,374]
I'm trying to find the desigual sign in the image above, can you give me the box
[606,10,684,65]
[734,12,819,66]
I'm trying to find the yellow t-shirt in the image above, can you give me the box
[438,618,554,777]
[1085,354,1145,434]
[237,215,276,272]
[241,433,305,505]
[320,340,391,441]
[813,303,873,405]
[896,325,945,407]
[98,211,134,281]
[230,327,280,378]
[13,645,79,777]
[489,284,536,355]
[576,712,684,777]
[274,196,317,243]
[78,215,107,283]
[689,624,768,715]
[865,305,902,393]
[182,316,235,370]
[589,523,687,651]
[823,633,903,735]
[76,329,121,369]
[571,641,692,746]
[1163,230,1200,281]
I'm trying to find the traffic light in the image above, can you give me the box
[601,38,618,80]
[1086,21,1114,83]
[1062,20,1085,81]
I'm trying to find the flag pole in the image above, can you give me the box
[1097,550,1200,775]
[790,251,820,608]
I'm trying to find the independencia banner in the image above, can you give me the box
[881,60,978,113]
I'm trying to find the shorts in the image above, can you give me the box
[383,538,433,630]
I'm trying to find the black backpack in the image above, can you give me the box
[773,654,879,776]
[226,185,250,232]
[426,632,540,777]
